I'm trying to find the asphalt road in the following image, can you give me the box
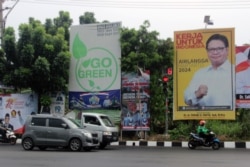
[0,143,249,167]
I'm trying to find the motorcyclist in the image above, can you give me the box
[1,113,14,140]
[0,119,6,140]
[197,120,213,145]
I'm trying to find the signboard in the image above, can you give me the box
[0,93,38,134]
[40,92,66,116]
[236,46,250,108]
[121,68,150,131]
[173,28,235,120]
[68,22,121,123]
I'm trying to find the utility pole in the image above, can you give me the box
[0,0,20,46]
[162,74,169,134]
[162,67,172,135]
[0,0,4,46]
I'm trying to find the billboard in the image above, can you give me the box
[173,28,235,120]
[0,93,38,134]
[236,46,250,108]
[121,68,150,131]
[68,22,121,123]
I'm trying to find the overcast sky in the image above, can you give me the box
[3,0,250,45]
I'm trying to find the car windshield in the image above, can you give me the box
[64,117,81,129]
[100,116,115,127]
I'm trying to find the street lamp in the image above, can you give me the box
[204,15,213,29]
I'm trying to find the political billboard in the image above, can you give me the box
[0,93,38,134]
[121,68,150,131]
[236,46,250,108]
[173,28,235,120]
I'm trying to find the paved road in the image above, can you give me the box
[0,143,249,167]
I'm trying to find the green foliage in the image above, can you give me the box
[79,12,97,24]
[206,120,242,139]
[168,121,193,140]
[40,94,52,106]
[234,109,250,139]
[167,120,250,141]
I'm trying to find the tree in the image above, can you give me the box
[79,12,98,24]
[1,12,71,112]
[53,11,73,42]
[120,20,174,133]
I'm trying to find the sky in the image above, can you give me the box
[3,0,250,46]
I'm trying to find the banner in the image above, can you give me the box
[121,68,150,131]
[173,28,235,120]
[0,93,38,134]
[68,22,121,123]
[40,92,65,116]
[236,46,250,108]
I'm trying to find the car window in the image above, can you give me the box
[48,118,65,128]
[100,116,115,127]
[31,118,46,126]
[64,117,80,129]
[68,118,82,127]
[85,116,101,126]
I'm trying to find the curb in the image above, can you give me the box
[17,139,250,149]
[110,141,250,149]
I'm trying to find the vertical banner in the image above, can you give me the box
[236,46,250,108]
[173,28,235,120]
[68,22,121,123]
[121,68,150,131]
[0,93,38,134]
[40,92,66,116]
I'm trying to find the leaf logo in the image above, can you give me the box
[88,80,101,91]
[72,34,87,59]
[82,59,91,68]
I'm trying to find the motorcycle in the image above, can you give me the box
[188,131,220,150]
[0,126,17,145]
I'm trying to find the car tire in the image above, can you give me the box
[69,138,82,151]
[22,137,34,150]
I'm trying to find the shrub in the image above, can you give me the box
[168,121,194,140]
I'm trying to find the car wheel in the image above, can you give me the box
[69,138,82,151]
[22,137,34,150]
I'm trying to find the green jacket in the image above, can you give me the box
[197,125,209,134]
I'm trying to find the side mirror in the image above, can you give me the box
[61,123,68,129]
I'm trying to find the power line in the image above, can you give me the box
[19,0,250,9]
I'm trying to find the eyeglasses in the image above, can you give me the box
[207,47,225,53]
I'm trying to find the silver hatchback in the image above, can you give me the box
[21,114,99,151]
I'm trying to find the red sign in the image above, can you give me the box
[167,67,173,75]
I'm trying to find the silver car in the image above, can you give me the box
[21,114,99,151]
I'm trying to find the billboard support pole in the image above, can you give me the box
[165,97,168,135]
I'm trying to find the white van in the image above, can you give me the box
[81,113,119,149]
